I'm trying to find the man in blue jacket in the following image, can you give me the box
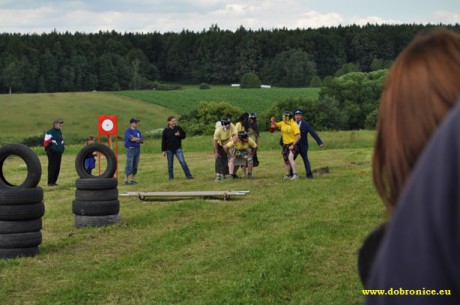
[44,119,65,186]
[293,109,324,179]
[124,118,143,185]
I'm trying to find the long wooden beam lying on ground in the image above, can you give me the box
[119,190,250,201]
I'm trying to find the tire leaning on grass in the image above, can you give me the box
[75,143,117,179]
[72,199,120,216]
[0,143,42,189]
[75,178,118,190]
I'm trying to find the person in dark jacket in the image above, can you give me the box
[359,29,460,295]
[161,116,193,180]
[43,119,65,186]
[293,109,324,178]
[365,99,460,305]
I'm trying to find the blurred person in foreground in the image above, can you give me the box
[360,29,460,305]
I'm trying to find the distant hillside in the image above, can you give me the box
[0,92,176,145]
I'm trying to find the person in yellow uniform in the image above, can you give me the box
[224,131,258,179]
[234,112,260,176]
[213,117,237,181]
[270,111,301,180]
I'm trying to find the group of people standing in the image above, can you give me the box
[42,110,323,186]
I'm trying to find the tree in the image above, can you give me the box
[240,72,261,89]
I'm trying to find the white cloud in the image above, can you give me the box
[0,0,458,33]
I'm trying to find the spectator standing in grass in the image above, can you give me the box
[213,117,237,181]
[293,109,324,179]
[43,119,65,186]
[359,29,460,305]
[270,111,301,180]
[161,116,193,180]
[124,118,143,185]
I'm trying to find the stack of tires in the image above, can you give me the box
[0,144,44,259]
[73,143,121,228]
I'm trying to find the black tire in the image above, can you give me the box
[75,178,118,190]
[0,187,43,205]
[0,231,42,248]
[0,246,39,259]
[72,199,120,216]
[75,143,117,179]
[0,202,45,221]
[0,144,42,189]
[75,188,118,201]
[0,219,42,234]
[74,214,121,228]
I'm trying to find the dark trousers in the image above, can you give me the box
[294,148,313,178]
[215,145,229,175]
[46,150,62,184]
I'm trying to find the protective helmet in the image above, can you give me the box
[282,111,293,119]
[249,112,257,119]
[238,130,249,140]
[221,117,231,126]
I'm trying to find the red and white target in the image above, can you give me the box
[98,115,118,135]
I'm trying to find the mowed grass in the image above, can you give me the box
[0,91,384,304]
[0,92,177,145]
[115,86,321,115]
[0,131,385,305]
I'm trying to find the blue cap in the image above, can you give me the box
[294,109,303,115]
[129,118,140,123]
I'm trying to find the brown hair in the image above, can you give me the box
[86,136,95,145]
[167,116,175,122]
[373,28,460,213]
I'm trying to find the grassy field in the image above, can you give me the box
[114,86,321,115]
[0,92,177,145]
[0,131,385,305]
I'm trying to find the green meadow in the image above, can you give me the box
[0,90,385,304]
[115,86,321,115]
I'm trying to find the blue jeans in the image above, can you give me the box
[166,149,192,179]
[125,147,140,176]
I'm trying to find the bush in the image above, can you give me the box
[260,98,322,131]
[240,72,261,89]
[21,134,44,147]
[199,83,210,90]
[180,102,243,136]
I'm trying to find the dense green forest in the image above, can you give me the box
[1,23,459,94]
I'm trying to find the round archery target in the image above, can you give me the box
[102,119,114,132]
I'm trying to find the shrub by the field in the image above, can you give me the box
[21,134,44,147]
[180,102,243,136]
[240,72,261,89]
[199,83,210,90]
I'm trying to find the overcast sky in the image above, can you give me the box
[0,0,459,34]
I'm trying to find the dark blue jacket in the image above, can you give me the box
[297,121,323,151]
[365,100,460,305]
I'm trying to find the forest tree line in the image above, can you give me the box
[1,23,459,94]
